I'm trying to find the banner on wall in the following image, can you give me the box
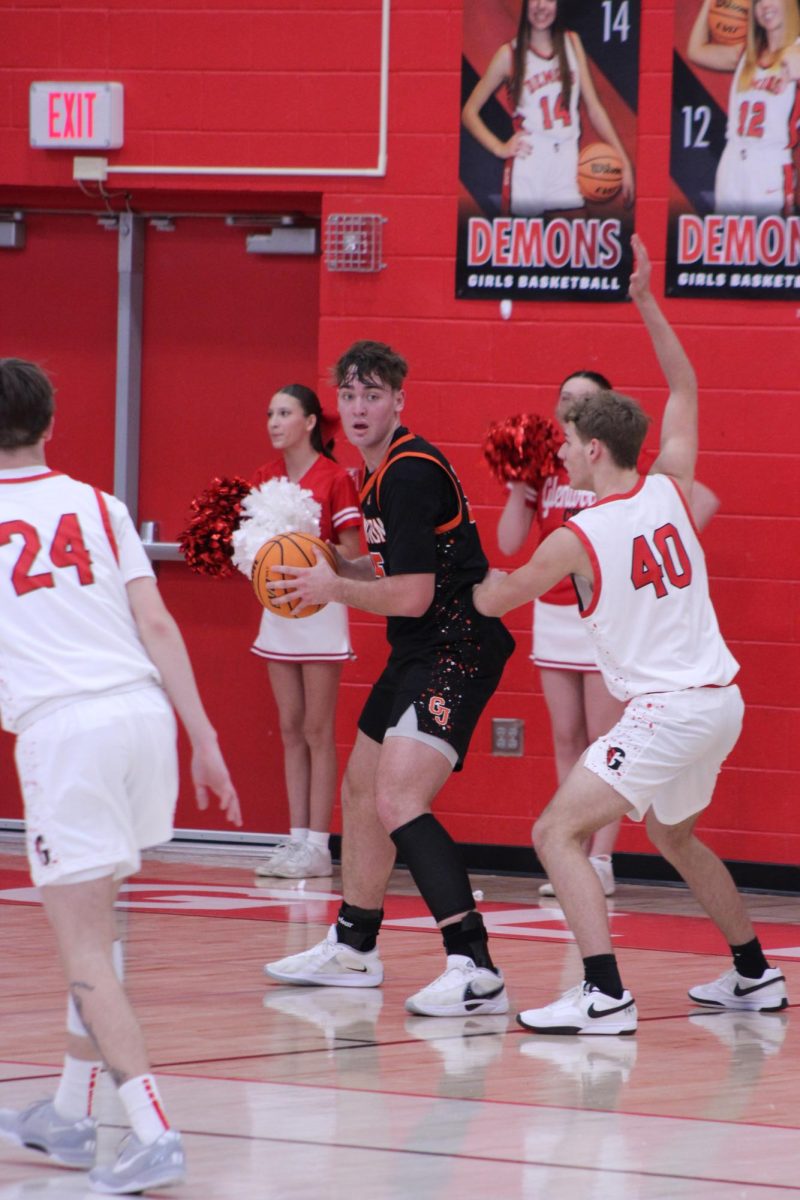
[456,0,640,302]
[666,1,800,299]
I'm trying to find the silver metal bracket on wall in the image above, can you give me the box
[112,213,182,561]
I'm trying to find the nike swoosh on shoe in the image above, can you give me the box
[587,998,634,1019]
[734,976,784,996]
[345,965,369,973]
[464,980,505,1002]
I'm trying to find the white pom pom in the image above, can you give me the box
[231,478,322,577]
[499,299,512,320]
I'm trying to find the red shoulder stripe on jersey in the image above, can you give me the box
[589,474,646,508]
[0,470,61,485]
[563,521,602,618]
[93,489,119,563]
[664,475,702,542]
[373,451,463,533]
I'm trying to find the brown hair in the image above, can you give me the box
[331,340,409,391]
[562,389,650,469]
[511,0,572,111]
[0,359,55,449]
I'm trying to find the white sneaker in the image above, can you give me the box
[405,1014,509,1075]
[539,855,615,898]
[688,1010,788,1056]
[270,842,333,879]
[688,966,788,1012]
[264,925,383,987]
[517,982,637,1036]
[254,840,296,876]
[89,1129,185,1194]
[405,955,508,1017]
[0,1098,97,1168]
[589,855,616,896]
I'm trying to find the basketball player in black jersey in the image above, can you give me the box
[265,340,515,1017]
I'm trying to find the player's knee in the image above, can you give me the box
[375,790,407,833]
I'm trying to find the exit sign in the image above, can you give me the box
[30,82,124,149]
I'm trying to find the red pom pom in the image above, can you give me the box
[482,413,563,487]
[179,476,251,577]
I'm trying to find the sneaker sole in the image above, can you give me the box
[268,869,334,878]
[688,994,788,1013]
[516,1013,637,1036]
[404,994,510,1018]
[264,964,383,988]
[90,1166,186,1195]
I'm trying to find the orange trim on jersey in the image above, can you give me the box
[93,488,119,563]
[360,435,464,533]
[358,433,415,506]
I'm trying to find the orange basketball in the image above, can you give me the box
[251,531,337,619]
[708,0,750,45]
[577,142,623,203]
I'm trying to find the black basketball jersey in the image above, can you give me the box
[359,427,496,654]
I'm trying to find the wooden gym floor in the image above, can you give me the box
[1,840,798,1199]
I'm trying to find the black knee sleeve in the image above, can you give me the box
[391,813,475,924]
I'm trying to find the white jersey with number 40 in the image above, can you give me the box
[566,473,739,701]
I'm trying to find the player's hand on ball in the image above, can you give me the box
[272,549,338,614]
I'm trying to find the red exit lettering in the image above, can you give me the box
[47,92,96,140]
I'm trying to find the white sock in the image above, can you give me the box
[289,827,309,843]
[117,1074,171,1145]
[307,830,329,851]
[54,1055,102,1121]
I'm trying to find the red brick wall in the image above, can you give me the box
[0,0,797,864]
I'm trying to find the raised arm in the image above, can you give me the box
[629,234,698,499]
[687,0,743,71]
[461,43,530,161]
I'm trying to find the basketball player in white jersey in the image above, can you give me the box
[473,237,788,1034]
[462,0,634,216]
[0,360,241,1191]
[688,0,800,215]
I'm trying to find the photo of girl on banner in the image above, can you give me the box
[456,0,640,302]
[667,0,800,299]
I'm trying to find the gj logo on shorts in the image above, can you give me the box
[606,746,626,772]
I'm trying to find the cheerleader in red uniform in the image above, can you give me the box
[252,384,361,879]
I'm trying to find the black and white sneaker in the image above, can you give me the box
[405,955,508,1017]
[517,982,637,1036]
[688,966,787,1012]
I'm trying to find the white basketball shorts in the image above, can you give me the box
[15,686,178,886]
[583,684,744,825]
